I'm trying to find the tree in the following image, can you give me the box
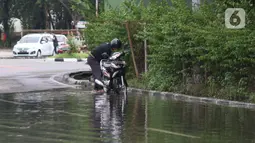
[58,0,94,26]
[0,0,12,46]
[0,0,95,47]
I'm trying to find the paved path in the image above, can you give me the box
[0,58,91,93]
[0,49,12,57]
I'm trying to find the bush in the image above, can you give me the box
[51,53,88,58]
[84,0,255,102]
[67,37,79,54]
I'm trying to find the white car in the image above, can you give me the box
[13,33,55,57]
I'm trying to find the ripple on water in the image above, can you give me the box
[0,89,254,143]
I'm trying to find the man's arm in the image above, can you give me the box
[107,46,112,57]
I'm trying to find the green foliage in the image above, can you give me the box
[69,0,94,18]
[67,37,79,54]
[0,0,95,47]
[85,0,255,102]
[84,12,127,50]
[51,53,88,58]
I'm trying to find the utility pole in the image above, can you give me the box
[96,0,99,17]
[125,22,139,78]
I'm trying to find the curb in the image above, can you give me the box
[62,71,255,110]
[62,72,93,87]
[46,58,87,62]
[0,57,15,59]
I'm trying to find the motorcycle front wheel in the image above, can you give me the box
[112,76,127,96]
[112,77,121,95]
[121,76,127,98]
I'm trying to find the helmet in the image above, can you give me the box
[110,38,122,49]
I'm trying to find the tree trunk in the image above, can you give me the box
[40,6,46,29]
[47,8,55,29]
[72,15,83,36]
[3,0,10,46]
[125,22,139,78]
[96,0,99,17]
[45,3,49,29]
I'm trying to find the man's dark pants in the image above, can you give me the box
[87,56,103,90]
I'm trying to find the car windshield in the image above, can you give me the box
[19,36,40,43]
[56,36,65,42]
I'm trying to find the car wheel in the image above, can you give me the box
[37,50,42,58]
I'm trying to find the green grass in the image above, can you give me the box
[127,78,148,89]
[50,53,89,59]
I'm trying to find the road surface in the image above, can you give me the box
[0,49,12,58]
[0,58,90,93]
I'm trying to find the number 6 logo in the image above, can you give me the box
[225,8,245,29]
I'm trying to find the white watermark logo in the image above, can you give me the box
[225,8,245,29]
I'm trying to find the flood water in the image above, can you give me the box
[0,89,255,143]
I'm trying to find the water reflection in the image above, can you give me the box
[93,94,126,143]
[0,89,254,143]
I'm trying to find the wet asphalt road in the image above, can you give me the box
[0,58,90,93]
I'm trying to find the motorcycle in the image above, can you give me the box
[95,47,129,96]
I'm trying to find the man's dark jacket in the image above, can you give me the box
[90,43,112,62]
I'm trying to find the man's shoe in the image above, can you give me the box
[91,90,96,94]
[97,89,105,93]
[91,89,105,94]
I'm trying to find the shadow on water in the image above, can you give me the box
[0,89,255,143]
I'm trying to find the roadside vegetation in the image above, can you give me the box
[51,53,88,59]
[51,37,89,59]
[0,0,97,47]
[84,0,255,102]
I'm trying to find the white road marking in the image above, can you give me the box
[49,73,78,88]
[0,99,26,105]
[148,128,200,139]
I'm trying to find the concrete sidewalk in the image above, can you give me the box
[0,49,13,57]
